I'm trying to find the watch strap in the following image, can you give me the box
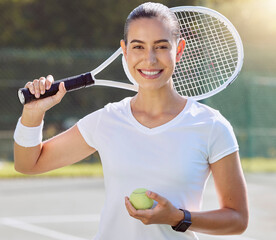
[171,209,192,232]
[181,209,191,222]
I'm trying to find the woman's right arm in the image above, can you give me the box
[14,75,96,175]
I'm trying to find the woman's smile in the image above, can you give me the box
[138,69,164,79]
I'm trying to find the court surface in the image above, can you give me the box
[0,173,275,240]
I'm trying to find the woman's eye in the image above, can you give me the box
[133,45,143,49]
[156,45,168,49]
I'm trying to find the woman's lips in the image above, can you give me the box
[138,69,163,79]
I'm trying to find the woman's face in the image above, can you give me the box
[121,17,184,92]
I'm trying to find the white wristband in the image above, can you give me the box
[14,117,44,147]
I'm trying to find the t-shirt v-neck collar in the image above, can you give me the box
[126,97,191,135]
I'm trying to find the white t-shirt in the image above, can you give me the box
[77,97,239,240]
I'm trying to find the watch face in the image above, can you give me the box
[172,209,192,232]
[177,220,192,232]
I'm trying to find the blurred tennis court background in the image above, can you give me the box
[0,0,276,240]
[1,0,275,161]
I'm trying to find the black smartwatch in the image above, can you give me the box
[171,209,192,232]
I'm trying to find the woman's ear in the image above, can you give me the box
[120,40,127,60]
[176,39,185,62]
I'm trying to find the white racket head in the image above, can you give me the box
[171,6,244,100]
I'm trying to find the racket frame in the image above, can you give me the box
[92,48,138,91]
[170,6,244,100]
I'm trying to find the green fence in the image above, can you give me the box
[0,49,275,161]
[204,74,276,158]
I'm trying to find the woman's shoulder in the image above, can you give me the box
[80,97,131,121]
[104,97,132,112]
[188,98,219,117]
[185,99,235,142]
[187,98,230,125]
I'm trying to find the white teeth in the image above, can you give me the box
[141,70,161,76]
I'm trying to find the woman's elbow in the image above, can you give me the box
[239,218,249,234]
[14,161,38,175]
[234,211,249,235]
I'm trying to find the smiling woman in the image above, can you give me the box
[120,17,185,96]
[13,2,248,240]
[121,2,184,95]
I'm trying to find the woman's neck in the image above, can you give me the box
[131,86,185,116]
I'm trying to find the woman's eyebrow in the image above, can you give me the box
[130,39,169,44]
[130,39,145,44]
[154,39,169,44]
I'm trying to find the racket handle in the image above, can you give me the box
[18,72,94,105]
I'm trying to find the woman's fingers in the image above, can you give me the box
[46,75,54,90]
[51,82,66,105]
[24,75,55,99]
[24,81,35,95]
[39,77,46,95]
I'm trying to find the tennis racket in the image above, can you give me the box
[18,6,243,104]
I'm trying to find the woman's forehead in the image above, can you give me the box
[127,17,174,41]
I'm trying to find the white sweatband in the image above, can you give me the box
[14,117,44,147]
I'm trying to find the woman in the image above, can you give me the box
[14,2,248,240]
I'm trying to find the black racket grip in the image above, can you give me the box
[18,72,94,105]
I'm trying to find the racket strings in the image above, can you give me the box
[173,10,239,97]
[208,17,237,79]
[178,11,227,90]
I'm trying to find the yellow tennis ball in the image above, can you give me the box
[129,188,154,210]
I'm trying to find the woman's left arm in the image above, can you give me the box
[189,151,249,235]
[125,151,249,235]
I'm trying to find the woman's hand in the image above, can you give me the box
[24,75,66,113]
[21,75,66,126]
[125,191,183,226]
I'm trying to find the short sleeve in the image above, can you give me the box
[77,108,103,150]
[208,117,239,164]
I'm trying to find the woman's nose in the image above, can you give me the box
[145,49,157,64]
